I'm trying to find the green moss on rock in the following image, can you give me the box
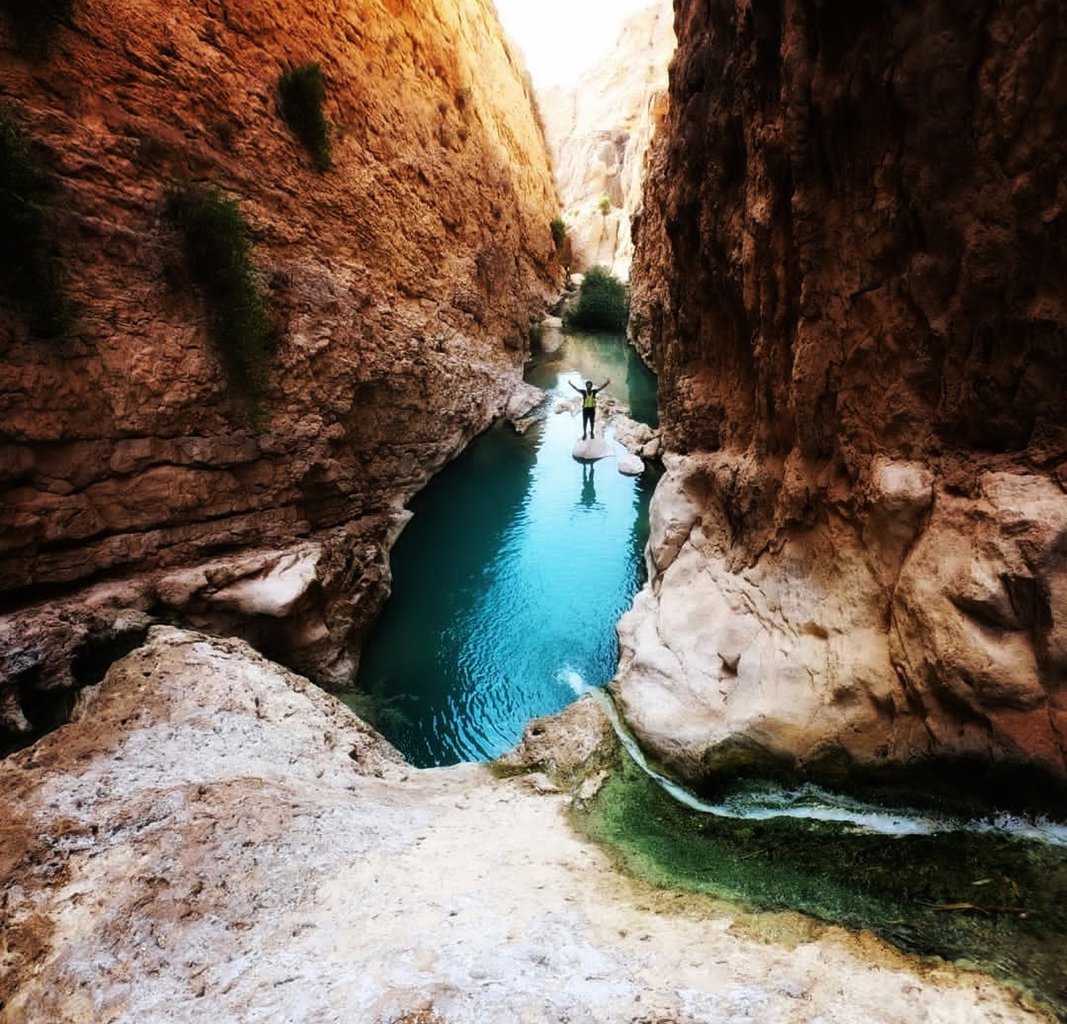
[574,752,1067,1018]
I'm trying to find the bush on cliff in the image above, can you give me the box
[278,62,332,172]
[166,183,277,421]
[1,0,73,56]
[550,216,566,252]
[563,266,629,333]
[0,109,72,339]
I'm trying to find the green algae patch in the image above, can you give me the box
[573,754,1067,1019]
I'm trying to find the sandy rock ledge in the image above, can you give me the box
[0,627,1051,1023]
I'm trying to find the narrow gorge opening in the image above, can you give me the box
[348,329,659,766]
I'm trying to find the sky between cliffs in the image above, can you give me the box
[493,0,653,89]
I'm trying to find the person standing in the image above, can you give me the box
[570,378,610,440]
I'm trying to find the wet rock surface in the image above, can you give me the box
[0,627,1051,1023]
[624,0,1067,789]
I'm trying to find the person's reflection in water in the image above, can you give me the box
[579,461,599,510]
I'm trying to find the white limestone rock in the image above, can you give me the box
[207,550,320,618]
[156,545,321,617]
[612,413,656,455]
[537,316,565,354]
[646,453,704,574]
[505,381,546,424]
[613,452,1067,790]
[572,437,614,461]
[617,452,645,476]
[0,627,1046,1024]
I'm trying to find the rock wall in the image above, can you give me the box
[0,0,560,725]
[622,0,1067,794]
[538,0,674,279]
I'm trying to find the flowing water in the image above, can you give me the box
[349,331,658,767]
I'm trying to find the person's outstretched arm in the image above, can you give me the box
[596,378,611,392]
[568,381,583,394]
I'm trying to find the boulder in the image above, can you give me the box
[612,413,656,455]
[572,437,614,461]
[537,316,565,354]
[505,382,547,424]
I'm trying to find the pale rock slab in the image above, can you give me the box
[0,627,1048,1024]
[611,413,657,455]
[504,381,547,425]
[641,436,662,459]
[159,546,321,618]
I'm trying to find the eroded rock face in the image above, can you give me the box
[623,0,1067,792]
[0,0,560,723]
[538,0,674,278]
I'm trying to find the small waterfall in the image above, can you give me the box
[593,689,1067,846]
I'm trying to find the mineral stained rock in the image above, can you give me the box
[0,0,561,721]
[623,0,1067,791]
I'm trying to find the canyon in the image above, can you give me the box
[624,0,1067,796]
[2,0,1066,1020]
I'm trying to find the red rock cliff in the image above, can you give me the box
[622,0,1067,795]
[0,0,560,725]
[0,0,559,590]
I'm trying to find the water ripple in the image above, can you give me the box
[350,332,659,767]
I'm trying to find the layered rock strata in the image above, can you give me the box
[623,0,1067,793]
[539,0,674,278]
[0,0,560,728]
[0,626,1049,1022]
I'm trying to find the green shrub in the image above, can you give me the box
[563,266,629,333]
[1,0,73,56]
[0,109,71,339]
[597,195,611,216]
[550,216,566,251]
[167,183,277,420]
[278,62,331,171]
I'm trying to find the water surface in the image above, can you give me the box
[350,332,658,766]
